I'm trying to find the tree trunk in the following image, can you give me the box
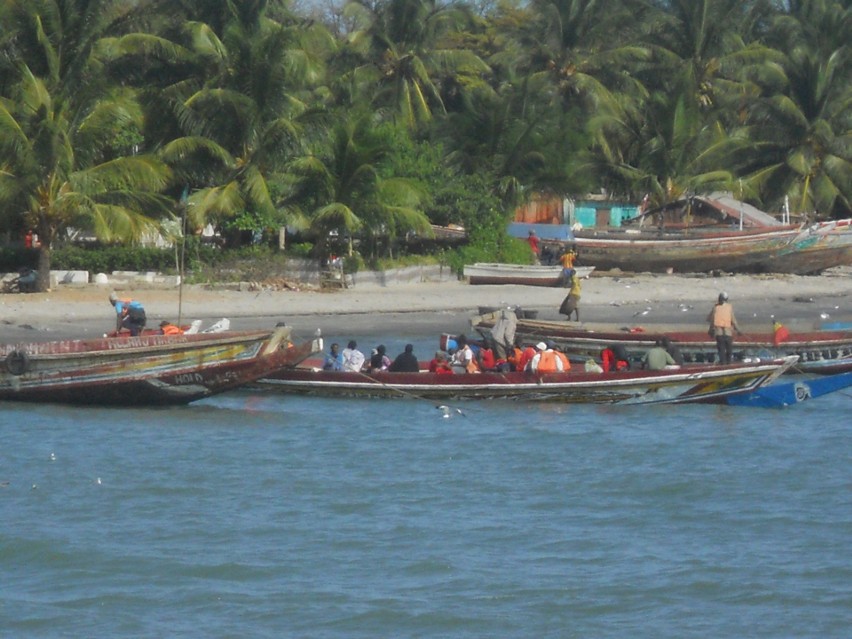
[36,245,51,292]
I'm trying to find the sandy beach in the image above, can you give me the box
[2,267,850,343]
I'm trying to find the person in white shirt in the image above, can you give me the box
[342,340,366,372]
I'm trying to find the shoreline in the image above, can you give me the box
[2,268,850,343]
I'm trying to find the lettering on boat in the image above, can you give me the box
[173,372,205,385]
[106,336,189,350]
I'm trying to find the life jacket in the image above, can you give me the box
[535,350,561,373]
[773,322,790,346]
[161,324,182,335]
[601,348,615,372]
[712,303,733,328]
[479,348,496,370]
[518,347,536,372]
[554,350,571,371]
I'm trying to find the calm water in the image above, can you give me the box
[2,340,851,638]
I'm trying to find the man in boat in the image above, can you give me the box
[450,335,479,373]
[641,339,679,370]
[158,320,183,335]
[323,343,344,371]
[389,344,420,372]
[428,351,454,374]
[342,340,366,372]
[109,291,147,336]
[707,292,742,365]
[529,341,569,373]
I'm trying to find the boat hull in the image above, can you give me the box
[0,329,321,406]
[471,315,852,375]
[258,358,796,405]
[726,372,852,408]
[751,220,852,274]
[571,227,799,273]
[464,263,594,286]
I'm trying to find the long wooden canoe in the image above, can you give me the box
[0,327,322,406]
[470,313,852,375]
[257,357,797,405]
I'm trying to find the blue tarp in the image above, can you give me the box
[507,223,574,241]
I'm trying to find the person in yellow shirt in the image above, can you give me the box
[558,276,581,321]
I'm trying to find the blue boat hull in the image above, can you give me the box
[726,372,852,408]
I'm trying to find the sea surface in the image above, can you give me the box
[2,336,851,638]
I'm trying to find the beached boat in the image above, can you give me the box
[570,226,801,274]
[566,194,852,274]
[468,313,852,375]
[752,219,852,274]
[0,327,322,406]
[463,263,595,286]
[256,357,797,405]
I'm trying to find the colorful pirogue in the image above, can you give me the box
[1,327,321,406]
[258,356,798,405]
[469,313,852,375]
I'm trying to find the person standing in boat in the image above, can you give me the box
[109,291,147,336]
[707,292,742,364]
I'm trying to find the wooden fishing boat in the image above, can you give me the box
[725,372,852,408]
[751,219,852,274]
[463,263,595,286]
[0,327,322,406]
[570,226,801,274]
[256,357,797,405]
[469,314,852,375]
[566,194,852,274]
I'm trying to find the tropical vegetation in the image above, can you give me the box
[0,0,849,290]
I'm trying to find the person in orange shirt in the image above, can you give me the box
[707,292,742,364]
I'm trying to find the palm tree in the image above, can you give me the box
[284,114,431,259]
[738,0,851,217]
[338,0,490,130]
[0,0,174,291]
[156,1,334,240]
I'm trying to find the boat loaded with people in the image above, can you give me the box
[257,356,798,405]
[469,312,852,375]
[0,327,322,406]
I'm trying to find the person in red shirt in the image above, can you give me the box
[527,230,540,263]
[428,351,453,374]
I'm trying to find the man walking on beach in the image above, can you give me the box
[707,292,742,364]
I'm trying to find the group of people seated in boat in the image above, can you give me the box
[321,334,685,375]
